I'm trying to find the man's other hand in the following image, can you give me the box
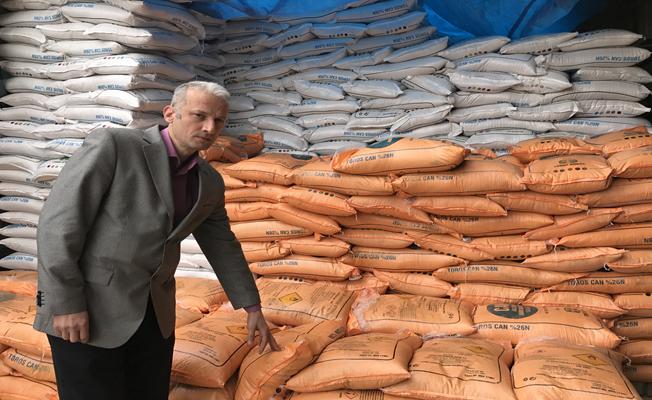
[53,311,89,343]
[246,310,281,354]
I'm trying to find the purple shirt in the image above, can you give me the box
[160,128,199,227]
[161,128,260,313]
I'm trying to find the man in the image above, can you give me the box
[34,81,279,400]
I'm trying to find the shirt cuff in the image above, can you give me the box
[244,304,261,313]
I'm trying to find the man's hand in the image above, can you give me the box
[246,310,280,354]
[53,311,89,344]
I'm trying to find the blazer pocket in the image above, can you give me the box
[83,265,115,286]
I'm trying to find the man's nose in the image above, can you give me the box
[203,119,215,132]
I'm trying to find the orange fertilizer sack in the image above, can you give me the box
[609,146,652,178]
[340,246,464,272]
[169,381,235,400]
[347,291,476,337]
[257,280,356,326]
[372,270,452,297]
[521,154,613,194]
[473,304,621,348]
[175,306,203,328]
[487,191,588,215]
[335,229,413,249]
[0,376,59,400]
[279,237,350,258]
[236,320,345,400]
[231,219,313,241]
[523,291,625,319]
[618,340,652,364]
[268,203,341,235]
[223,153,316,186]
[433,212,554,237]
[0,292,36,321]
[523,208,622,240]
[511,340,640,400]
[608,250,652,273]
[347,195,431,224]
[225,202,271,222]
[278,186,357,216]
[334,213,456,235]
[292,160,394,196]
[557,222,652,249]
[171,312,256,388]
[0,271,37,297]
[587,126,652,156]
[1,348,55,383]
[448,283,531,305]
[509,136,602,163]
[249,255,359,282]
[241,241,290,263]
[382,337,517,400]
[614,293,652,317]
[434,263,584,288]
[285,332,423,392]
[316,274,390,294]
[211,162,253,189]
[613,203,652,224]
[613,317,652,340]
[201,133,264,162]
[0,314,51,359]
[407,232,494,261]
[547,272,652,294]
[176,277,227,314]
[521,247,626,273]
[467,235,550,260]
[411,196,507,217]
[392,159,526,196]
[257,274,390,295]
[225,183,288,203]
[577,178,652,207]
[331,137,467,176]
[288,390,400,399]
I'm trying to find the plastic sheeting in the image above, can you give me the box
[189,0,608,43]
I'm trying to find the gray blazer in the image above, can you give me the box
[33,125,260,348]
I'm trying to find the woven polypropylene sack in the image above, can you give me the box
[285,332,422,392]
[511,340,640,400]
[382,338,517,400]
[331,137,466,176]
[473,304,621,348]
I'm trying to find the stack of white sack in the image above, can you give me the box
[0,0,216,272]
[211,0,651,153]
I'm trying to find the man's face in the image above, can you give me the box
[163,87,228,156]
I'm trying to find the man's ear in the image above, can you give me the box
[162,105,176,124]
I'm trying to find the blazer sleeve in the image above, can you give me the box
[192,175,260,310]
[37,129,117,315]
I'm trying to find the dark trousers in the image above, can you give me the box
[47,297,175,400]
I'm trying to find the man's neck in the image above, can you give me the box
[168,130,194,162]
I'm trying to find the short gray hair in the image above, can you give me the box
[171,81,230,109]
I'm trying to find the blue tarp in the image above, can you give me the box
[189,0,608,43]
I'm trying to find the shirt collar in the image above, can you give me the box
[160,127,199,175]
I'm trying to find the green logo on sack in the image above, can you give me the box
[487,304,537,319]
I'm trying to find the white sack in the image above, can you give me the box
[438,36,510,60]
[340,80,403,98]
[401,74,456,96]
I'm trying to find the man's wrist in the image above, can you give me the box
[244,304,261,313]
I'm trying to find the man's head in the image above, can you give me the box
[163,81,230,160]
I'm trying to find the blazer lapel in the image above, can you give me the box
[168,162,212,240]
[142,126,174,226]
